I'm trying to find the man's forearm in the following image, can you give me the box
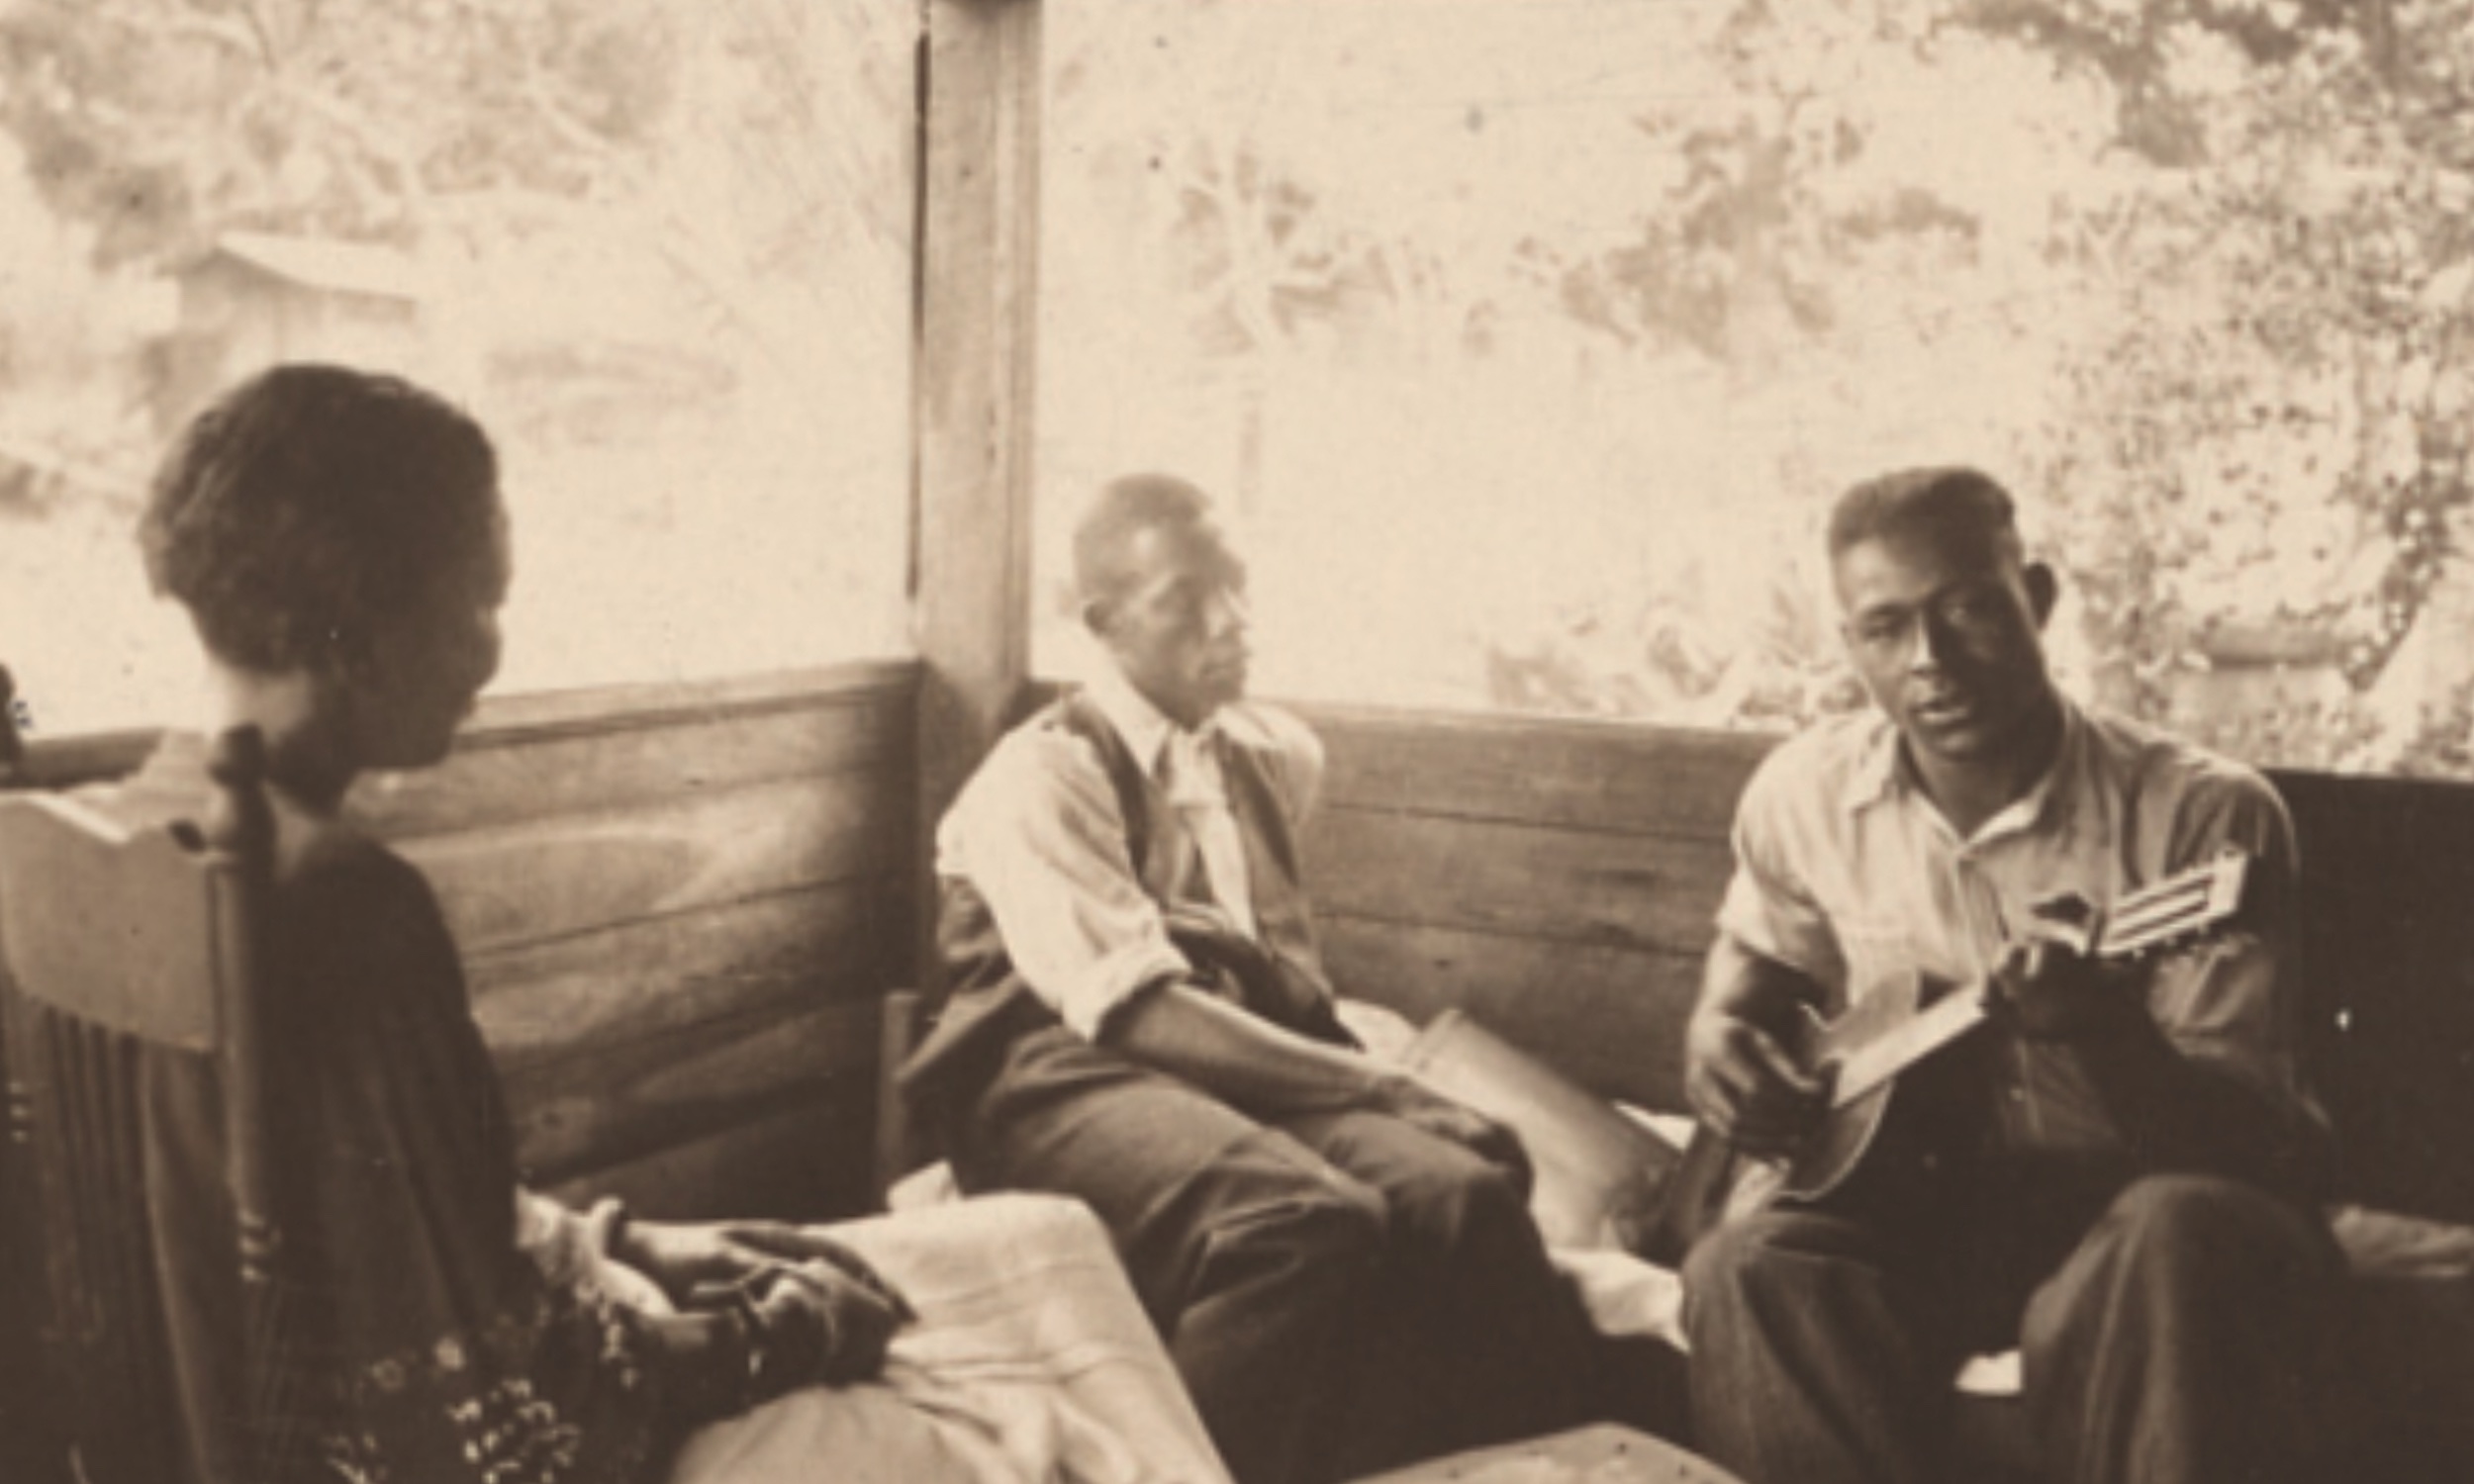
[1695,935,1826,1042]
[1102,981,1393,1115]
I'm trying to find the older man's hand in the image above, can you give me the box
[1369,1073,1535,1200]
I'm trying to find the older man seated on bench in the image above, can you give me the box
[900,475,1611,1484]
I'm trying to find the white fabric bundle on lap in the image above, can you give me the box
[667,1194,1231,1484]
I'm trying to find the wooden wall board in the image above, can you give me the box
[349,687,909,841]
[341,665,918,1210]
[466,661,916,738]
[1300,702,1767,841]
[405,771,902,956]
[506,997,882,1182]
[466,881,881,1066]
[542,1092,877,1226]
[1319,914,1702,1114]
[11,662,917,795]
[1294,703,2474,1220]
[1309,806,1735,957]
[1296,704,1760,1116]
[30,654,2467,1224]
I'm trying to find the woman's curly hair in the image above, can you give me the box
[140,363,506,673]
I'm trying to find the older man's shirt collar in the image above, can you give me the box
[1085,666,1224,781]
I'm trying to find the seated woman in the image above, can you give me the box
[117,362,1226,1484]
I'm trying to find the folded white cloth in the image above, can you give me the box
[667,1194,1231,1484]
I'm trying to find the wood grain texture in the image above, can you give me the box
[13,662,916,794]
[543,1093,877,1225]
[1299,701,1771,840]
[466,882,884,1066]
[393,670,917,1196]
[1319,913,1701,1114]
[463,661,914,739]
[350,687,909,841]
[1292,714,2474,1219]
[914,0,1044,840]
[1308,806,1734,957]
[404,770,902,955]
[505,996,882,1182]
[1291,704,1757,1116]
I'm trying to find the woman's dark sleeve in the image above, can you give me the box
[273,841,748,1484]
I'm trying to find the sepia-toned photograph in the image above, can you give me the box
[1,2,2468,1482]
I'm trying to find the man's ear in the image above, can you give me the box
[2023,561,2059,627]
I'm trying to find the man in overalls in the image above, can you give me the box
[902,474,1602,1484]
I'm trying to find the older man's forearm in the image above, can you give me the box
[1101,982,1395,1116]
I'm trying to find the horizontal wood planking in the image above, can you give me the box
[12,660,918,794]
[0,666,917,1228]
[543,1091,878,1224]
[14,673,878,1220]
[434,776,905,1187]
[402,770,901,956]
[466,882,882,1067]
[379,667,919,1197]
[1319,915,1702,1114]
[348,685,910,841]
[1297,702,1773,840]
[1293,705,1766,1114]
[506,996,882,1182]
[1309,807,1735,957]
[466,660,916,738]
[1300,710,2474,1223]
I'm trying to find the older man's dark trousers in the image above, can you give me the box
[948,1025,1602,1484]
[1680,1171,2340,1484]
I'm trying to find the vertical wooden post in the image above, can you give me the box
[0,666,23,784]
[910,0,1043,976]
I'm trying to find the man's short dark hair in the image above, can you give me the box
[1073,473,1216,606]
[141,363,505,674]
[1826,466,2022,563]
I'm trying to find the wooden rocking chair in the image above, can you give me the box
[0,727,300,1484]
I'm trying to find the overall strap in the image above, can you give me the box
[1220,741,1322,972]
[1051,689,1159,886]
[903,691,1160,1120]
